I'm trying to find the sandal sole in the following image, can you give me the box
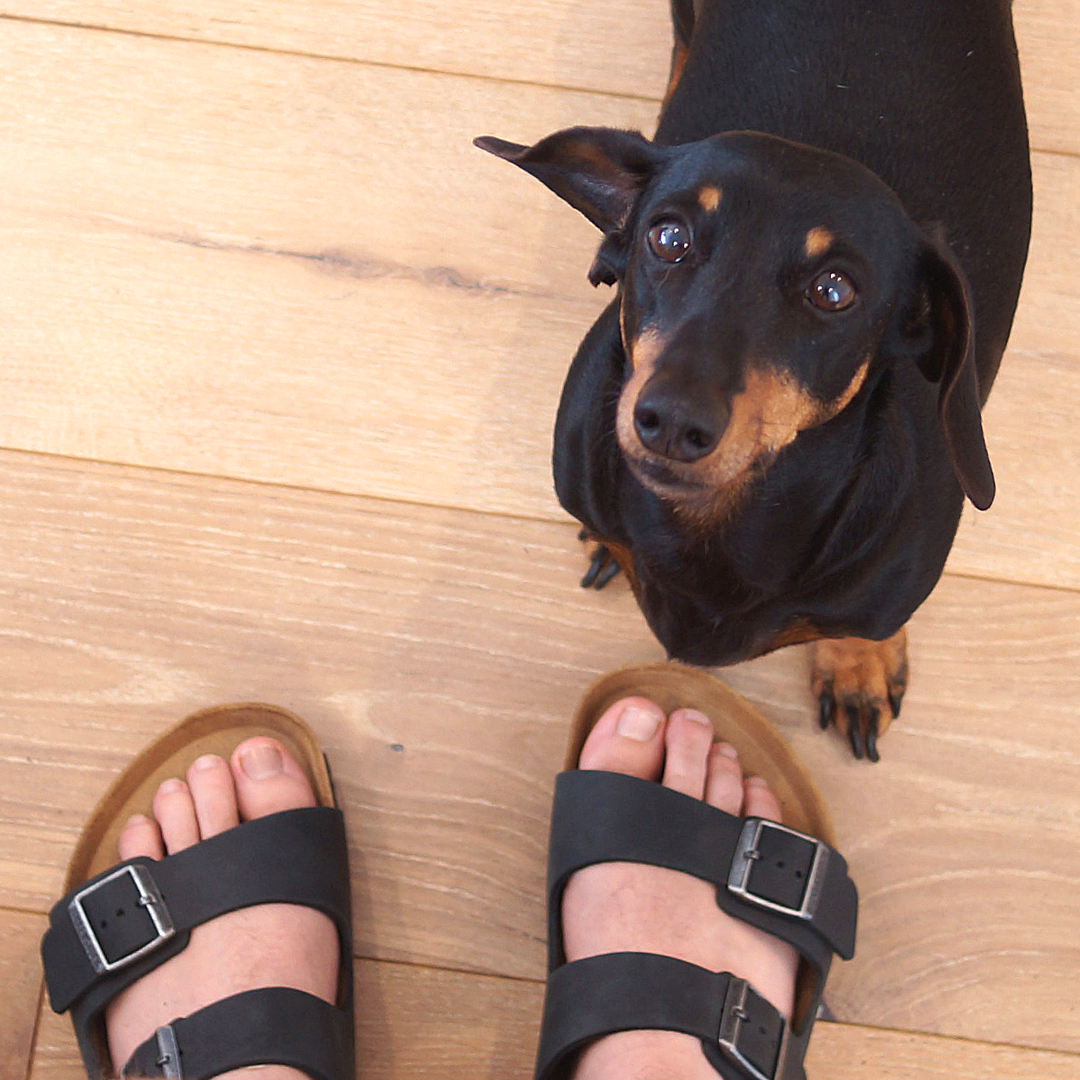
[64,702,336,890]
[567,662,834,846]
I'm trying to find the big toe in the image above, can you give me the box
[576,697,667,780]
[230,737,318,821]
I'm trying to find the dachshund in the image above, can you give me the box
[476,0,1031,760]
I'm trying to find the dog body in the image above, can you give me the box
[478,0,1031,757]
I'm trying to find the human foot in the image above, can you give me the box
[104,737,340,1080]
[562,697,800,1080]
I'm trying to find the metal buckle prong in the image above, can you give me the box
[119,1024,182,1080]
[727,818,829,920]
[68,863,176,974]
[154,1024,183,1079]
[718,977,787,1080]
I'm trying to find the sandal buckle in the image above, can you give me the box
[717,976,787,1080]
[727,819,828,920]
[153,1024,183,1079]
[68,863,176,974]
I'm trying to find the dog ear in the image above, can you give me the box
[907,236,995,510]
[473,127,662,234]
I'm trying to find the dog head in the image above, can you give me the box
[476,126,994,514]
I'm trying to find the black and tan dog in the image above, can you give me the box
[476,0,1031,760]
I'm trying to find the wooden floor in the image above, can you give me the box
[1,2,1078,1077]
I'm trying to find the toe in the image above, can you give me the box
[661,709,715,800]
[230,737,317,822]
[116,813,165,861]
[576,697,666,779]
[742,776,783,823]
[152,778,202,853]
[186,754,241,839]
[704,742,745,815]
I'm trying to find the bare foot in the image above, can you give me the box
[562,698,800,1080]
[104,738,340,1080]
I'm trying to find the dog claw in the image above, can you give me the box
[593,558,620,589]
[579,549,608,588]
[865,709,880,763]
[846,705,865,760]
[818,690,835,731]
[578,537,623,590]
[887,686,904,719]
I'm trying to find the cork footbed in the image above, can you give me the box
[64,703,335,891]
[566,662,835,848]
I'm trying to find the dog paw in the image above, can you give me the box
[810,629,908,762]
[577,530,624,590]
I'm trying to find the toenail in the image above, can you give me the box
[240,742,284,779]
[191,754,223,772]
[716,742,739,760]
[158,778,186,795]
[747,776,769,789]
[616,703,662,741]
[681,709,712,728]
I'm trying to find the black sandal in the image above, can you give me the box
[40,703,354,1080]
[535,665,858,1080]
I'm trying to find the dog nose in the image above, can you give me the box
[633,393,722,463]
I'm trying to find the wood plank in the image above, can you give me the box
[1,0,1074,156]
[1,450,1079,1052]
[809,1023,1080,1080]
[0,21,1077,590]
[29,958,1080,1079]
[950,149,1080,588]
[0,908,44,1080]
[0,18,646,522]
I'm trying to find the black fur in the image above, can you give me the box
[476,0,1031,746]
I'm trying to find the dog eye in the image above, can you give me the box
[647,219,691,263]
[808,269,858,311]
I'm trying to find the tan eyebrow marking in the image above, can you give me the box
[804,226,834,258]
[698,185,722,212]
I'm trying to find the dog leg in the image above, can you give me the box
[810,628,908,762]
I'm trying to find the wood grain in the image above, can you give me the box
[1,451,1078,1052]
[1,0,1074,155]
[2,2,1078,1077]
[29,957,1080,1079]
[0,908,44,1080]
[0,20,1078,590]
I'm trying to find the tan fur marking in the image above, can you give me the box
[663,41,690,107]
[628,326,665,373]
[804,226,834,259]
[825,358,870,419]
[763,618,825,653]
[616,358,871,529]
[701,369,821,485]
[698,185,722,212]
[597,538,638,591]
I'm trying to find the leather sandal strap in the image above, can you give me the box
[121,987,353,1080]
[537,771,858,1080]
[43,806,351,1015]
[546,771,857,973]
[535,953,801,1080]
